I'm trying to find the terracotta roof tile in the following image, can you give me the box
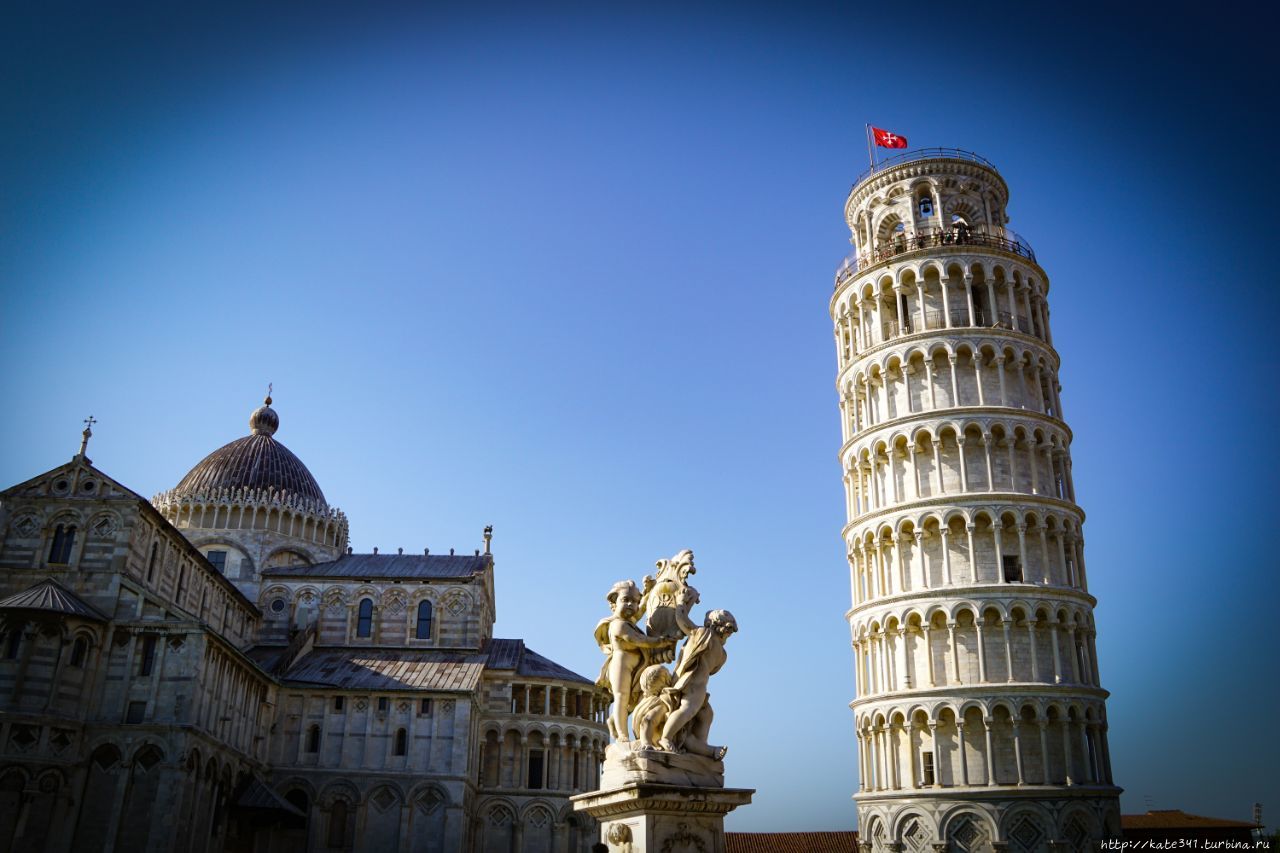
[726,831,859,852]
[1121,811,1258,829]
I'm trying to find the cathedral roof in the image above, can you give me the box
[269,647,488,691]
[485,638,595,685]
[171,395,327,508]
[262,552,491,580]
[0,578,109,621]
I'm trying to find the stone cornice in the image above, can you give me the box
[839,406,1072,459]
[841,492,1086,537]
[831,244,1049,308]
[835,325,1060,378]
[854,784,1122,804]
[850,683,1112,714]
[571,784,754,818]
[152,486,347,523]
[846,583,1098,621]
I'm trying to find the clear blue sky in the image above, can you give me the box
[2,0,1276,833]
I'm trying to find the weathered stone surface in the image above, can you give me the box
[601,742,724,788]
[573,783,754,853]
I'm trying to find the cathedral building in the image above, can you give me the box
[0,397,609,853]
[830,150,1121,853]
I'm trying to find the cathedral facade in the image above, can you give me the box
[0,398,608,853]
[831,150,1121,853]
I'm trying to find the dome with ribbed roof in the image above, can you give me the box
[172,395,327,508]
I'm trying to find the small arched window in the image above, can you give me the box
[415,600,433,640]
[328,800,348,848]
[48,524,76,564]
[306,725,320,753]
[356,599,373,638]
[70,636,88,668]
[394,728,407,756]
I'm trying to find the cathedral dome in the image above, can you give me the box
[172,395,327,508]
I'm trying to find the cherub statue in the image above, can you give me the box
[658,609,738,759]
[594,580,677,741]
[630,664,677,749]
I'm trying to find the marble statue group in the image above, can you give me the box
[593,549,738,787]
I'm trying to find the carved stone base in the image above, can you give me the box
[601,742,725,788]
[571,782,753,853]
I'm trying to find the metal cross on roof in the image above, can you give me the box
[79,415,97,458]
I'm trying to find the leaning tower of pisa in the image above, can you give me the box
[831,149,1121,853]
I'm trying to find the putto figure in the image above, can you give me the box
[593,549,739,788]
[595,580,677,741]
[658,608,736,759]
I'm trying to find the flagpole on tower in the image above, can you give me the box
[865,124,876,170]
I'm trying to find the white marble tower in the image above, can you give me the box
[830,150,1121,853]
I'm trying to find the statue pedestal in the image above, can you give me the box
[600,742,725,788]
[571,783,753,853]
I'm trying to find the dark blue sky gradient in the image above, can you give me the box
[2,1,1276,831]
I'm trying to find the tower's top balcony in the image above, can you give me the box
[834,224,1037,289]
[841,148,1029,285]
